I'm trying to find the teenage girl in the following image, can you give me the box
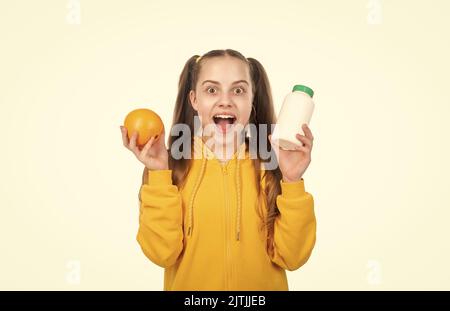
[120,49,316,290]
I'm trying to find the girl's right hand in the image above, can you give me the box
[120,126,169,171]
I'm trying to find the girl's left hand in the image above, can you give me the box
[268,124,314,183]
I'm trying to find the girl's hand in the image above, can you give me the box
[120,126,169,171]
[268,124,314,183]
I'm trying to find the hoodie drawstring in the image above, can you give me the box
[187,137,244,242]
[187,155,207,237]
[235,156,241,241]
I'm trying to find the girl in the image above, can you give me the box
[120,49,316,291]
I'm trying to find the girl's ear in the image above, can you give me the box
[189,90,198,111]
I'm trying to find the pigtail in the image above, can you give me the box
[247,57,283,249]
[167,55,201,188]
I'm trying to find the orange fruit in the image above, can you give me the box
[124,108,164,147]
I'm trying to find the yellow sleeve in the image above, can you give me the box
[136,169,184,268]
[269,178,316,271]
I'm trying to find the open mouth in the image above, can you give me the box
[212,114,237,133]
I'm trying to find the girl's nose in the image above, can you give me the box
[218,94,233,107]
[218,101,233,108]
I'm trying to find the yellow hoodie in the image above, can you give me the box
[137,136,316,290]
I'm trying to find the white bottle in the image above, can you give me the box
[271,84,315,150]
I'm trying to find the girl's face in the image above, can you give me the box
[189,56,253,141]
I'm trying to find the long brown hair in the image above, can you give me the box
[141,49,282,244]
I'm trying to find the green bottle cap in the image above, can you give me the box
[293,84,314,98]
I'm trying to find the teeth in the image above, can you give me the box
[214,114,235,119]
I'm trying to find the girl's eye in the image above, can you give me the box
[206,87,216,94]
[234,87,245,95]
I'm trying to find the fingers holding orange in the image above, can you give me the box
[140,136,156,158]
[120,126,129,147]
[128,130,140,152]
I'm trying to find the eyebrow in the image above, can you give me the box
[201,80,249,86]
